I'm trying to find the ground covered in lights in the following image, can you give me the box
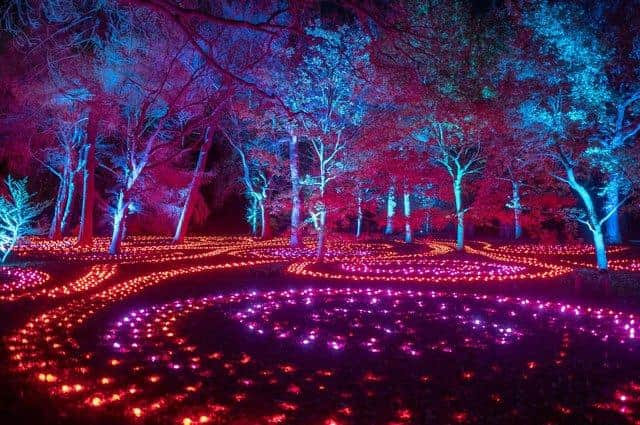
[2,236,640,424]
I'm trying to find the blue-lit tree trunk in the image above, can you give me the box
[384,185,395,235]
[604,175,623,244]
[173,129,213,244]
[423,212,431,235]
[315,141,328,261]
[109,190,129,255]
[258,196,271,240]
[508,181,523,240]
[356,193,363,239]
[227,134,272,240]
[316,204,327,260]
[42,118,85,240]
[306,131,345,261]
[403,184,412,243]
[60,123,86,236]
[77,130,96,245]
[49,166,69,240]
[108,129,164,254]
[563,167,607,269]
[248,198,258,236]
[289,133,303,247]
[60,172,76,235]
[553,155,625,270]
[453,177,464,251]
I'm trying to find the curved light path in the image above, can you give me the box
[473,241,639,272]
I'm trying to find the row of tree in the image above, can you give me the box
[0,0,639,269]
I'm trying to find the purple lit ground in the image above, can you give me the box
[2,236,640,424]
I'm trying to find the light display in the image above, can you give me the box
[3,236,640,424]
[478,242,629,256]
[474,242,640,272]
[2,0,640,421]
[0,266,50,301]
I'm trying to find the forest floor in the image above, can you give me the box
[1,235,640,425]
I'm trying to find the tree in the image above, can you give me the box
[0,176,48,262]
[515,1,628,269]
[288,129,303,247]
[173,127,215,243]
[591,1,640,244]
[287,22,371,259]
[1,0,133,245]
[30,111,87,240]
[428,121,484,251]
[222,104,286,240]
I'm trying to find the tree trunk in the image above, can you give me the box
[1,245,12,263]
[514,208,522,240]
[565,167,608,270]
[77,118,97,245]
[316,208,326,261]
[454,177,464,251]
[604,177,623,244]
[289,133,303,247]
[259,199,272,240]
[423,212,430,235]
[248,197,258,236]
[403,186,412,243]
[593,225,607,270]
[1,229,17,262]
[173,130,213,244]
[49,171,69,240]
[60,173,76,235]
[512,182,522,240]
[356,194,363,239]
[384,185,395,235]
[109,191,128,255]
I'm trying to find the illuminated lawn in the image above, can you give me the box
[2,236,640,424]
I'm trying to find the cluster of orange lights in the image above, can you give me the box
[8,236,281,424]
[475,241,639,272]
[287,241,572,284]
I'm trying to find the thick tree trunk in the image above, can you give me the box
[456,212,464,251]
[109,191,128,255]
[604,177,623,244]
[173,131,213,244]
[77,120,97,245]
[289,133,303,247]
[384,186,395,235]
[403,186,412,243]
[514,208,522,240]
[565,167,608,270]
[259,199,272,239]
[454,177,464,251]
[593,225,607,270]
[248,197,258,236]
